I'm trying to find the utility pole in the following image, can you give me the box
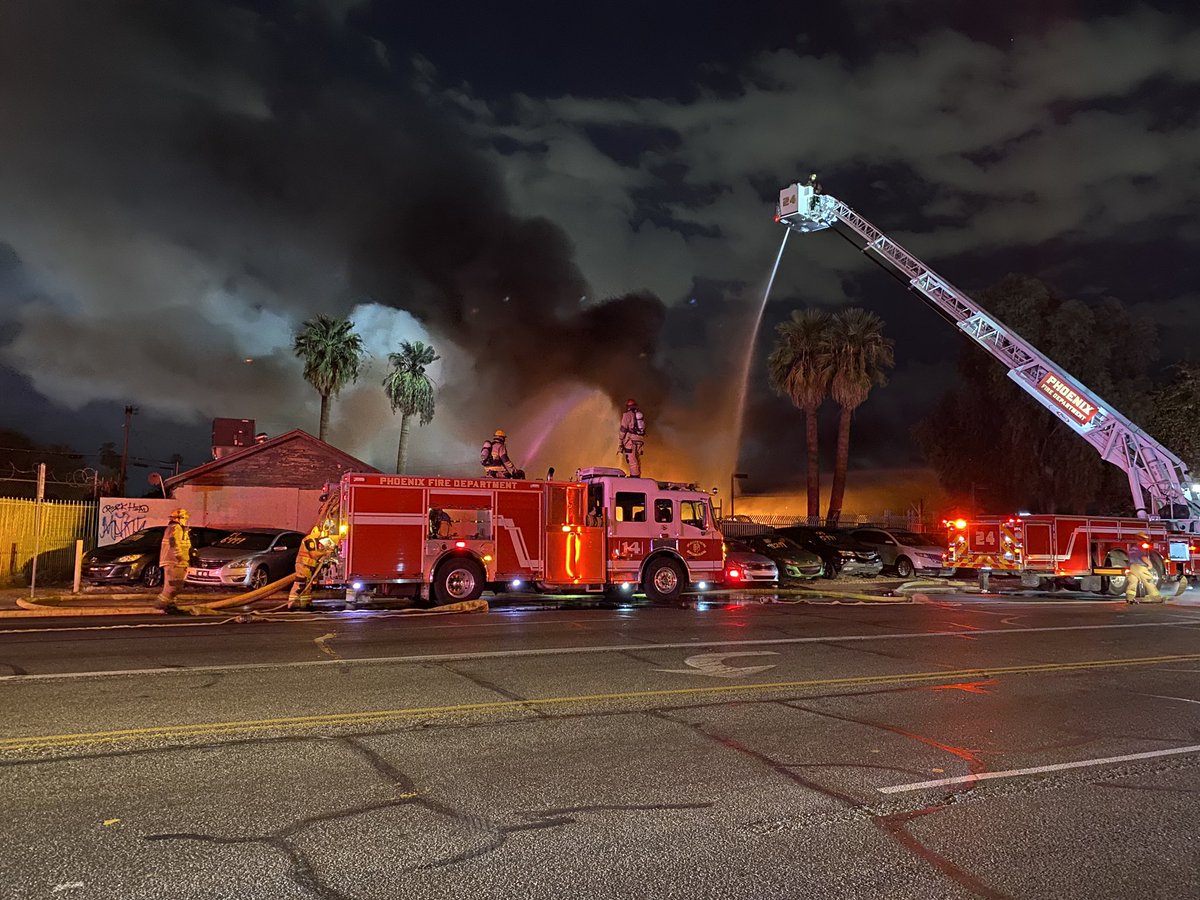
[731,472,748,519]
[119,405,138,497]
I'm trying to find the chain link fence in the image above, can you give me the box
[0,498,98,585]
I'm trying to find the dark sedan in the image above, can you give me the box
[777,526,883,578]
[186,529,303,590]
[83,526,226,587]
[736,533,824,580]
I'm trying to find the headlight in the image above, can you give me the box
[227,558,251,570]
[115,554,143,563]
[838,550,856,558]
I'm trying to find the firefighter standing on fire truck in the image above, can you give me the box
[1126,533,1164,603]
[619,399,646,477]
[481,430,523,478]
[288,522,336,609]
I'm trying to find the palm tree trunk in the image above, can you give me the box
[396,413,412,474]
[826,405,853,526]
[318,394,331,442]
[804,406,820,523]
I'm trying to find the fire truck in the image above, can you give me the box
[774,180,1200,594]
[944,514,1195,594]
[315,466,724,604]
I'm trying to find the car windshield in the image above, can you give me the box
[110,528,162,549]
[892,531,931,545]
[752,536,803,553]
[212,532,277,552]
[727,542,752,554]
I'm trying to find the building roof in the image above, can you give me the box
[164,429,379,492]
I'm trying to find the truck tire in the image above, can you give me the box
[1103,550,1129,596]
[643,557,685,603]
[432,557,485,605]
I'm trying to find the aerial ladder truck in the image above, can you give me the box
[774,181,1199,595]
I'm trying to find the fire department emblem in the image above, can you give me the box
[684,540,707,558]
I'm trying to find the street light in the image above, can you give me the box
[730,473,748,519]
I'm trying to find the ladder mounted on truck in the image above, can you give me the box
[775,181,1200,528]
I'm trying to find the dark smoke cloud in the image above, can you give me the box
[0,0,669,473]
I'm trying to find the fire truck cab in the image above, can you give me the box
[316,467,723,605]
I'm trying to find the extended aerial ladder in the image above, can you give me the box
[775,181,1200,528]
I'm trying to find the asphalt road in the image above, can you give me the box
[2,591,1199,899]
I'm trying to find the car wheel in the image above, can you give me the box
[822,559,839,579]
[642,557,685,603]
[141,564,163,588]
[433,557,485,605]
[249,566,270,591]
[895,556,915,578]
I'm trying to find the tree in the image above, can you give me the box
[292,315,367,442]
[768,309,833,520]
[382,341,439,474]
[914,275,1156,515]
[1146,363,1200,474]
[824,308,894,525]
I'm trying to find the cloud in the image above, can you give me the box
[2,1,1197,494]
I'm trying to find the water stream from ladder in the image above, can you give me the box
[731,227,791,470]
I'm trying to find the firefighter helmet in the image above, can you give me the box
[494,429,506,439]
[169,507,189,521]
[626,398,637,408]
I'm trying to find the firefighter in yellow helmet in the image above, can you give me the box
[480,429,522,478]
[288,523,336,609]
[1125,532,1164,604]
[156,507,191,612]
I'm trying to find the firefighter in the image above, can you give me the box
[288,523,336,609]
[481,430,521,478]
[807,172,822,209]
[619,399,646,477]
[1126,533,1164,603]
[155,507,191,612]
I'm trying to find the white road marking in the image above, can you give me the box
[0,621,1193,682]
[656,651,779,678]
[879,744,1200,794]
[1144,693,1200,705]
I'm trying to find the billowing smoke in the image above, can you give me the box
[0,1,675,479]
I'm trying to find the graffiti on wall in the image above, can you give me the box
[99,501,152,544]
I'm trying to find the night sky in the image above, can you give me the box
[1,1,1198,496]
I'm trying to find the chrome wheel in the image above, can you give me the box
[250,567,269,590]
[445,567,477,599]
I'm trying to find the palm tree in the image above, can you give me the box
[824,308,894,525]
[292,315,367,442]
[768,309,833,521]
[382,341,439,474]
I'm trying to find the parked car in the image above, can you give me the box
[724,541,779,585]
[737,533,824,580]
[848,527,952,578]
[83,526,227,587]
[777,526,883,578]
[186,528,304,590]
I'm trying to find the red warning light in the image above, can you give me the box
[454,540,467,549]
[954,519,967,530]
[726,568,742,580]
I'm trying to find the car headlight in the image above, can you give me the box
[227,558,251,570]
[115,554,144,563]
[838,550,856,558]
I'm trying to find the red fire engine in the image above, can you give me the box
[316,466,724,604]
[944,514,1197,594]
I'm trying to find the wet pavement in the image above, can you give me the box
[1,588,1199,898]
